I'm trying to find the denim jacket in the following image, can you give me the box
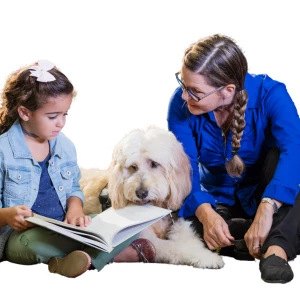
[0,119,84,260]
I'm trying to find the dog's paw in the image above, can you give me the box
[193,252,225,269]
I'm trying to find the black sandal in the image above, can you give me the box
[259,254,294,283]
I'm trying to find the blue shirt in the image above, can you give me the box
[31,153,65,221]
[0,119,84,260]
[167,73,300,218]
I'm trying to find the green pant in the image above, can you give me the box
[5,226,139,271]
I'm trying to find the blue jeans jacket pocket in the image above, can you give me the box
[59,164,77,194]
[4,167,31,206]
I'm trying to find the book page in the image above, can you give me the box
[111,217,163,247]
[26,214,108,240]
[26,216,112,252]
[27,203,171,250]
[86,203,171,246]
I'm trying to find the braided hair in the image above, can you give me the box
[183,34,248,177]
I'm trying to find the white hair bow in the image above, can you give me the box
[29,60,56,82]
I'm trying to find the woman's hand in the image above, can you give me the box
[196,204,234,250]
[64,196,91,227]
[244,202,274,259]
[4,206,34,231]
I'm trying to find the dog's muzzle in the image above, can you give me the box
[135,188,148,200]
[138,199,150,204]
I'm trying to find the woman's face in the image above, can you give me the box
[179,66,226,115]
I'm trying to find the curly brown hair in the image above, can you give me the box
[0,63,76,135]
[183,34,248,177]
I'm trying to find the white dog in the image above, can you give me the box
[107,126,224,269]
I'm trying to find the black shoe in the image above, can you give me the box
[233,239,254,261]
[218,218,254,261]
[218,239,254,261]
[218,245,235,257]
[259,254,294,284]
[227,218,254,261]
[227,218,252,240]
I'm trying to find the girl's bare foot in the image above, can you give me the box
[114,245,139,262]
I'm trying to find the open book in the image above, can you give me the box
[26,203,171,253]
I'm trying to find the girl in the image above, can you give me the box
[0,60,155,278]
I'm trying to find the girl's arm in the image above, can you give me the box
[64,196,91,227]
[0,208,8,227]
[0,157,33,230]
[0,206,33,230]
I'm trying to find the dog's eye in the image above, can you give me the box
[150,161,159,168]
[129,165,138,172]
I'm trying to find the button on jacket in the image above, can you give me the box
[167,73,300,218]
[0,119,84,260]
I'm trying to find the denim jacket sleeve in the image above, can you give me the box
[0,152,4,208]
[60,137,84,204]
[167,88,215,218]
[68,163,84,204]
[0,151,14,261]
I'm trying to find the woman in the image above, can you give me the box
[167,34,300,283]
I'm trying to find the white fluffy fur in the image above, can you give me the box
[107,127,224,269]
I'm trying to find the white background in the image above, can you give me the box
[0,0,299,298]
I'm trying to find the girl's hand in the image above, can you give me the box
[244,203,274,259]
[64,209,92,227]
[196,204,234,250]
[5,206,34,231]
[64,196,92,227]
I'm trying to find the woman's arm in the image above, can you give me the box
[263,83,300,204]
[167,88,234,248]
[167,87,216,218]
[245,81,300,258]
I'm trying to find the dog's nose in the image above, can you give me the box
[136,188,148,199]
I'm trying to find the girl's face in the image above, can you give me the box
[24,93,73,140]
[180,66,228,115]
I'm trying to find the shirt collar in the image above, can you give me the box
[206,73,263,122]
[7,119,62,159]
[245,73,265,108]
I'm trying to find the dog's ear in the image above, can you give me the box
[167,144,192,211]
[108,161,128,209]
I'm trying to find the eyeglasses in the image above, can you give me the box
[175,72,224,102]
